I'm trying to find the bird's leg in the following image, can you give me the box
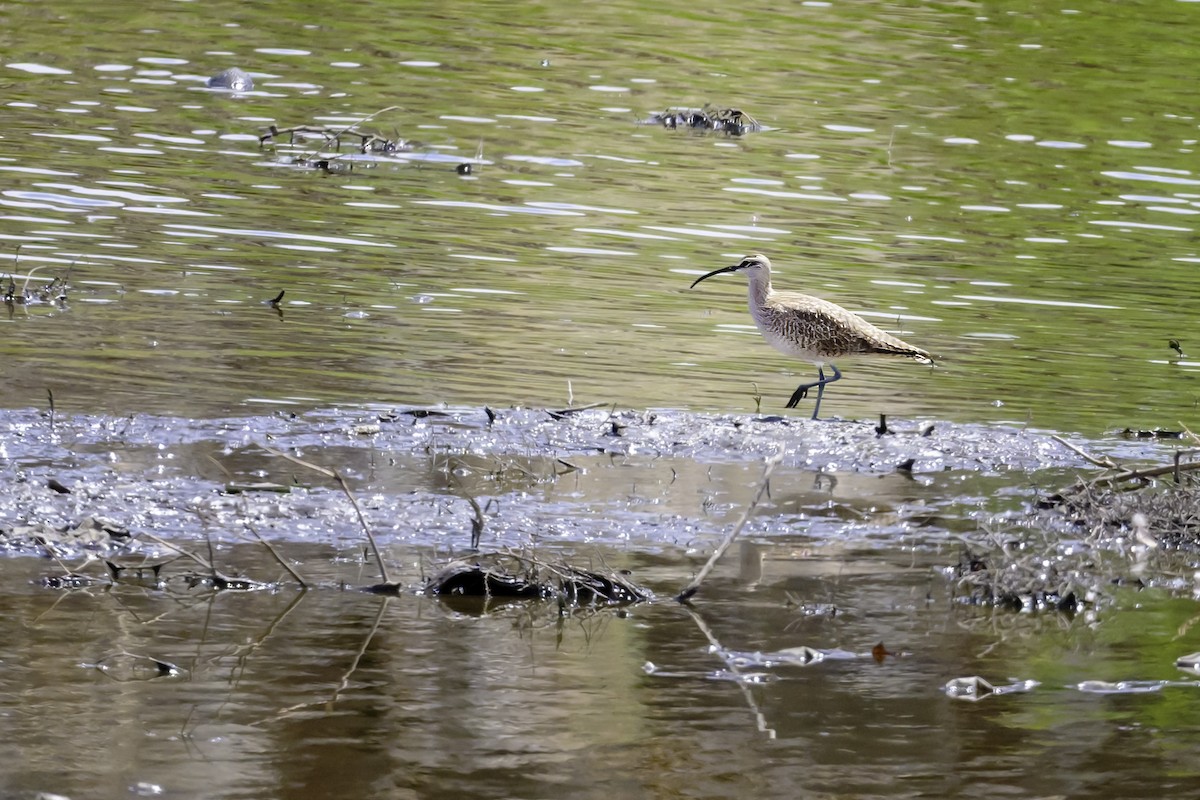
[809,364,844,419]
[785,364,843,419]
[809,364,843,419]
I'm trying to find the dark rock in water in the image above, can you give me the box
[424,552,652,606]
[207,67,254,92]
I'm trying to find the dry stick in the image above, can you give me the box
[34,530,81,578]
[141,531,216,572]
[1050,434,1119,470]
[21,263,45,302]
[1045,458,1200,505]
[205,453,308,587]
[465,492,485,550]
[548,401,609,416]
[1180,422,1200,445]
[243,520,308,588]
[676,453,783,602]
[1082,460,1200,488]
[141,528,265,591]
[259,445,393,586]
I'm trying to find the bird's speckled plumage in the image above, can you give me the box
[690,253,933,417]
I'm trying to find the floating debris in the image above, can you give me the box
[4,259,70,306]
[206,67,254,92]
[89,650,183,681]
[712,644,888,668]
[223,482,291,494]
[1177,652,1200,676]
[255,105,490,173]
[944,676,1039,701]
[643,105,763,135]
[1120,428,1184,440]
[709,669,775,684]
[39,573,103,589]
[1076,680,1170,694]
[260,123,416,155]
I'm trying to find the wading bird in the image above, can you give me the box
[690,253,933,419]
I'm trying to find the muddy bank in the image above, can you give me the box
[0,403,1131,474]
[0,404,1180,561]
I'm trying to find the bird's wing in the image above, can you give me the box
[765,291,932,361]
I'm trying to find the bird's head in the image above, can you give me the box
[689,254,771,289]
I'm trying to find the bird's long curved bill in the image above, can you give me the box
[689,263,742,289]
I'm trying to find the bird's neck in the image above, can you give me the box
[747,273,772,309]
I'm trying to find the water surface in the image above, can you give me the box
[1,0,1199,432]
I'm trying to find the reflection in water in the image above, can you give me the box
[1,547,1199,799]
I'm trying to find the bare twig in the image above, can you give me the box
[204,453,307,587]
[243,520,308,588]
[140,531,214,572]
[1042,457,1200,507]
[1050,434,1119,470]
[676,453,784,602]
[1180,422,1200,446]
[546,401,609,419]
[259,444,393,586]
[466,493,485,550]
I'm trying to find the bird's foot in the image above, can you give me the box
[785,384,814,409]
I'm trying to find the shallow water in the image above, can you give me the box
[1,0,1200,432]
[3,538,1200,800]
[4,1,1200,798]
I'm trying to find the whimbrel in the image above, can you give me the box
[690,253,933,419]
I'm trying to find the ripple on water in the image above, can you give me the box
[575,227,679,241]
[160,223,396,248]
[545,246,636,256]
[6,62,72,74]
[954,294,1121,310]
[723,186,846,202]
[1103,169,1200,186]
